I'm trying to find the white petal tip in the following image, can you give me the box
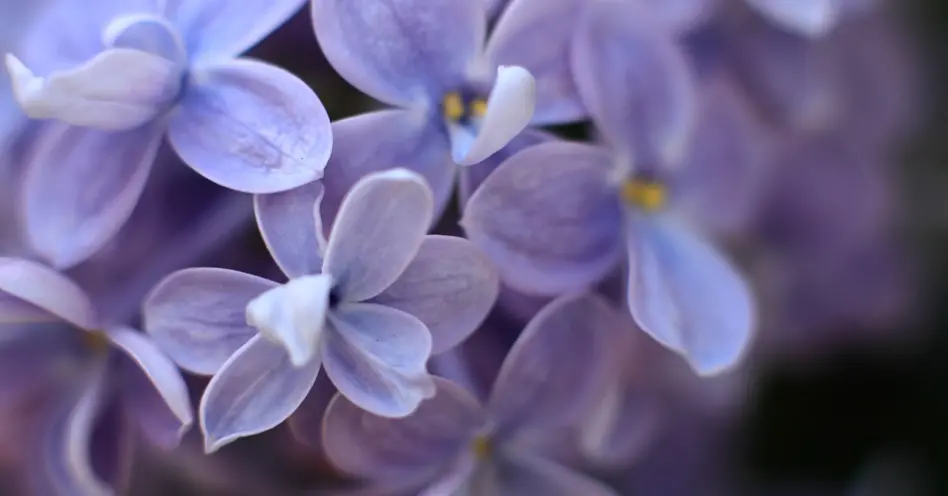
[458,65,537,166]
[4,54,40,110]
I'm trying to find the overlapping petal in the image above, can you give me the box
[167,58,331,193]
[0,257,97,329]
[372,235,499,355]
[457,65,536,166]
[461,142,623,296]
[245,274,332,367]
[625,216,754,375]
[322,303,435,418]
[458,128,555,207]
[144,268,275,375]
[254,180,326,278]
[21,122,163,269]
[496,451,618,496]
[311,0,486,106]
[322,169,434,302]
[199,334,321,453]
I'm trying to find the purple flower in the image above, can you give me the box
[143,169,499,452]
[322,293,619,495]
[462,0,755,375]
[0,258,192,495]
[302,0,588,222]
[4,0,332,269]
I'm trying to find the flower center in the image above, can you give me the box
[82,331,111,355]
[442,91,487,127]
[470,435,492,460]
[620,178,667,212]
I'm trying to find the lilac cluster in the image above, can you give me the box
[0,0,916,494]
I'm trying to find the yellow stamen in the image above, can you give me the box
[471,436,491,460]
[82,330,111,355]
[469,99,488,119]
[621,179,666,212]
[443,92,465,121]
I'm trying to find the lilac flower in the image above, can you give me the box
[143,169,499,452]
[745,0,876,38]
[463,0,756,375]
[299,0,589,222]
[0,258,192,495]
[4,0,332,269]
[322,293,619,495]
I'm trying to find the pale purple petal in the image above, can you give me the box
[457,65,536,166]
[746,0,840,37]
[638,0,714,33]
[572,0,696,164]
[311,0,485,106]
[166,0,305,62]
[103,14,187,63]
[487,293,619,434]
[372,235,499,355]
[419,454,478,496]
[319,110,455,229]
[322,377,484,480]
[322,169,434,302]
[0,257,97,329]
[286,374,336,447]
[143,268,276,375]
[485,0,586,124]
[578,376,663,469]
[168,58,331,193]
[458,128,555,207]
[461,142,623,296]
[105,326,193,443]
[323,303,435,418]
[21,122,163,269]
[496,451,618,496]
[625,216,754,375]
[254,181,326,279]
[118,356,190,451]
[199,334,321,453]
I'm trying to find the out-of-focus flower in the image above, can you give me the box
[463,0,756,375]
[144,169,499,452]
[322,293,619,495]
[745,0,877,38]
[5,0,331,269]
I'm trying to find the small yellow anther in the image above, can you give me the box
[82,331,111,355]
[469,99,488,119]
[621,179,666,212]
[471,436,491,460]
[443,92,464,121]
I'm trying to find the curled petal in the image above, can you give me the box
[322,377,484,480]
[487,293,619,434]
[746,0,840,38]
[320,110,455,229]
[0,257,97,329]
[461,142,623,296]
[311,0,485,106]
[372,235,499,355]
[103,14,187,65]
[486,0,586,124]
[625,216,754,375]
[144,268,276,375]
[323,169,434,302]
[166,0,305,62]
[21,123,163,269]
[254,181,326,279]
[457,65,536,166]
[168,58,332,194]
[323,303,435,418]
[106,326,193,443]
[5,49,179,130]
[571,0,696,165]
[246,274,332,367]
[199,334,321,453]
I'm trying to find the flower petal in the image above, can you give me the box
[319,110,454,229]
[322,169,434,302]
[322,377,484,480]
[5,49,179,131]
[571,0,696,165]
[496,451,618,496]
[21,122,163,269]
[165,0,305,62]
[485,0,586,124]
[487,293,619,434]
[746,0,840,38]
[458,128,555,207]
[199,334,321,453]
[167,58,331,193]
[286,374,336,447]
[143,268,276,375]
[254,181,326,279]
[461,141,623,296]
[0,257,97,329]
[625,216,755,375]
[246,274,332,367]
[106,326,193,444]
[310,0,485,106]
[372,235,499,355]
[323,303,435,418]
[457,65,536,166]
[102,14,187,64]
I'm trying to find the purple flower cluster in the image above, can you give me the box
[0,0,916,494]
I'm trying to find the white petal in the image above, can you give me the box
[458,65,536,166]
[747,0,840,37]
[245,274,332,367]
